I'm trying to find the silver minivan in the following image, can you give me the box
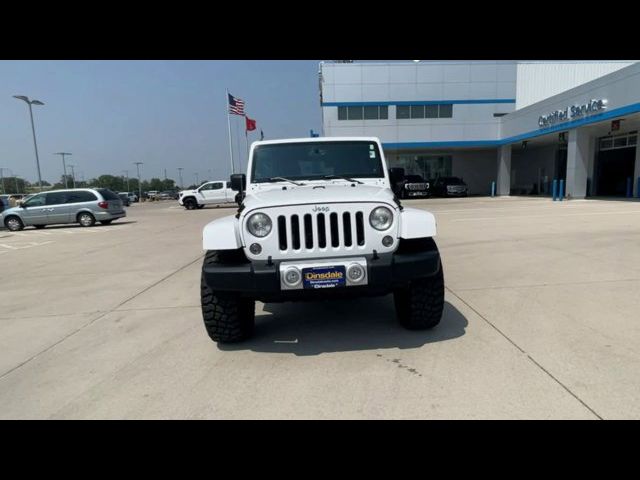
[1,188,126,231]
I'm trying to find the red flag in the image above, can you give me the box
[245,116,256,132]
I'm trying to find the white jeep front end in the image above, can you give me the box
[200,137,444,343]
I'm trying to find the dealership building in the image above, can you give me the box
[319,60,640,198]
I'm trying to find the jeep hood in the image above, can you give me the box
[243,184,396,210]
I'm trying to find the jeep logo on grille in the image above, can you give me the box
[312,206,330,212]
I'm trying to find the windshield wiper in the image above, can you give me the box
[267,177,305,186]
[322,175,363,184]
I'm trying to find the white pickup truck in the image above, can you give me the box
[178,181,238,210]
[199,137,445,343]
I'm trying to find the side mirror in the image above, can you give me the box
[230,173,246,192]
[388,168,404,184]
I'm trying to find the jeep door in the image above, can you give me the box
[19,193,49,225]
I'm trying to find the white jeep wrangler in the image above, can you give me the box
[200,137,444,343]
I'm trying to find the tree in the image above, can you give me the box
[52,174,75,190]
[0,176,29,194]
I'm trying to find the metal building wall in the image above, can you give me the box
[515,61,637,110]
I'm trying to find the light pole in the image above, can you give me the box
[54,152,72,188]
[134,162,143,202]
[13,95,44,190]
[177,168,184,190]
[0,167,6,194]
[68,165,76,188]
[123,170,130,192]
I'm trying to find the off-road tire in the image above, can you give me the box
[184,198,197,210]
[201,250,255,343]
[394,261,444,330]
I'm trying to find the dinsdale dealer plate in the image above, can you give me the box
[302,266,346,289]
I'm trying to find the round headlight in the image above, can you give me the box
[369,206,393,231]
[247,212,272,237]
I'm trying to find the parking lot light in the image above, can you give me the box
[13,95,45,190]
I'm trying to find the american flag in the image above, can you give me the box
[228,93,245,115]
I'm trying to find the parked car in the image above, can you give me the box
[431,177,468,197]
[178,181,237,210]
[119,191,138,203]
[199,137,444,343]
[158,190,179,200]
[0,195,9,214]
[147,190,159,200]
[398,174,430,199]
[118,193,131,207]
[16,194,34,206]
[1,188,126,231]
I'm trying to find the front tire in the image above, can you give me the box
[201,250,255,343]
[4,216,24,232]
[394,261,444,330]
[184,198,197,210]
[78,212,96,227]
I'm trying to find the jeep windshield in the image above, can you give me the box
[251,141,384,183]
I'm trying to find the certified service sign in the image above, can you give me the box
[538,99,607,128]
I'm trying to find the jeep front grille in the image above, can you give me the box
[277,211,365,251]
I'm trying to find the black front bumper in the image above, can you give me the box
[202,248,441,302]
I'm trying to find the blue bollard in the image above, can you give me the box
[559,179,565,201]
[491,181,496,197]
[627,177,633,198]
[552,179,558,201]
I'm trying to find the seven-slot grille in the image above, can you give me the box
[277,211,366,251]
[405,182,428,191]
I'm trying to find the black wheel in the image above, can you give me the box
[394,257,444,330]
[77,212,96,227]
[34,225,46,229]
[100,220,113,225]
[201,250,255,343]
[184,198,197,210]
[4,216,24,232]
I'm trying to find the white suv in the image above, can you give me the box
[178,181,237,210]
[200,137,444,343]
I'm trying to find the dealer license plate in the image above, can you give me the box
[302,266,346,289]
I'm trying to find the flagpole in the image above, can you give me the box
[226,88,234,175]
[235,116,241,173]
[245,128,249,159]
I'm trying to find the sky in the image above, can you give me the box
[0,60,323,185]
